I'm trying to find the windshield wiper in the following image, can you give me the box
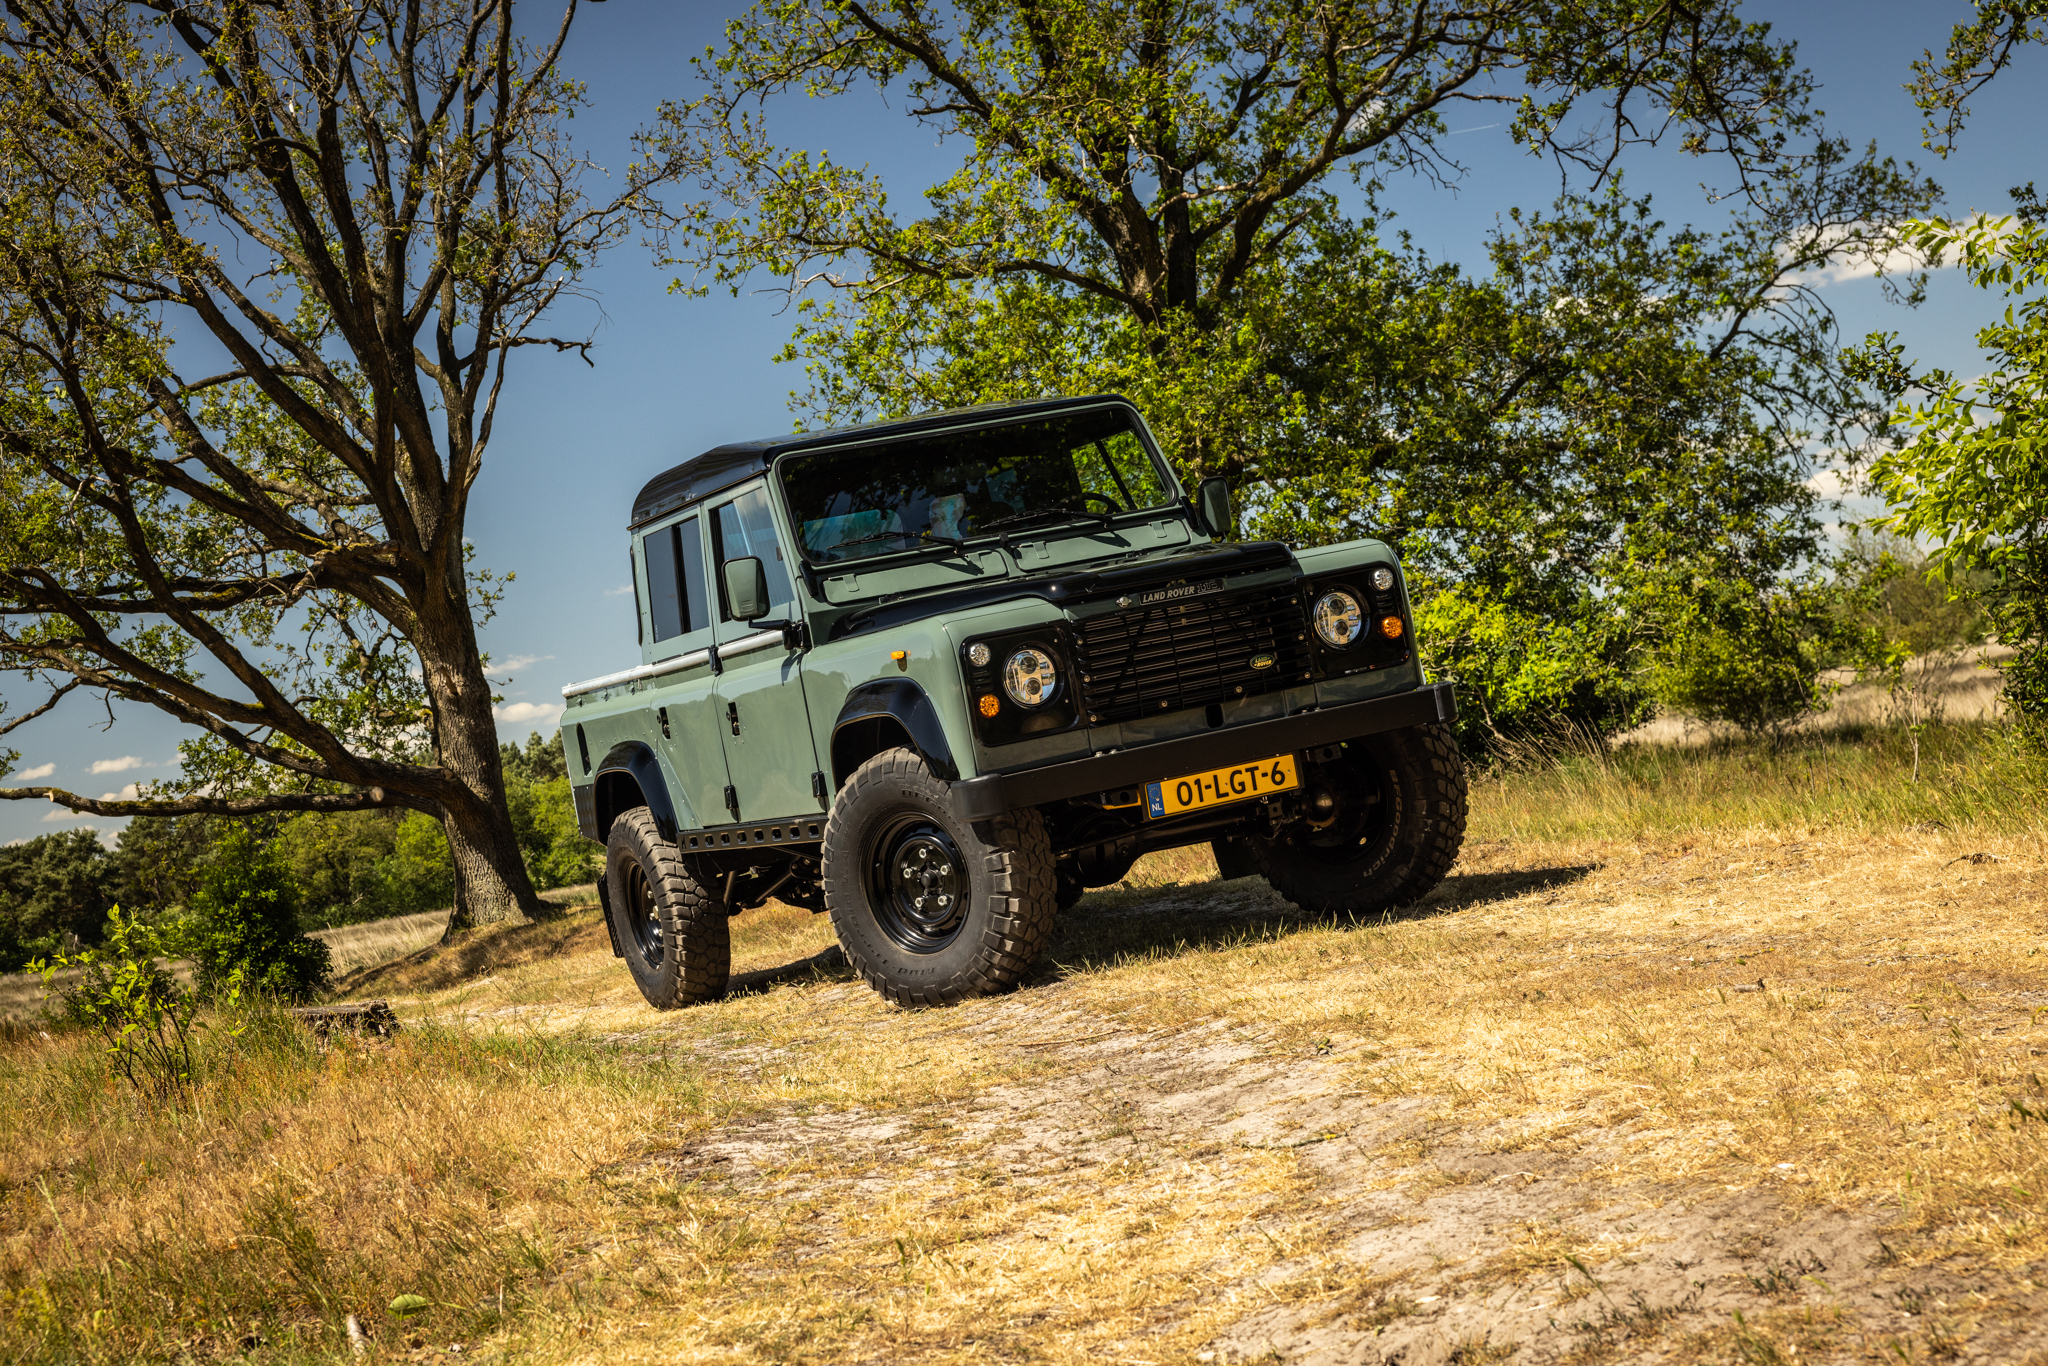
[974,505,1114,535]
[827,528,969,554]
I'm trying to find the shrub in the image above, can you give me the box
[183,826,330,1001]
[32,907,201,1103]
[1648,578,1844,742]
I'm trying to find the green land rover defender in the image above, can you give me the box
[562,396,1467,1009]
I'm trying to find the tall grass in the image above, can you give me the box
[1472,720,2046,842]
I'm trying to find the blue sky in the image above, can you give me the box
[6,0,2044,847]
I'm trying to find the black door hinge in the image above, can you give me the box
[726,701,740,735]
[657,706,670,739]
[724,784,739,815]
[811,770,828,805]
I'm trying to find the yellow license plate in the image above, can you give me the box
[1145,754,1299,818]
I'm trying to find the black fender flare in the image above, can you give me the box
[831,679,959,787]
[593,741,681,843]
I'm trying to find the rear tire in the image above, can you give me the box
[607,808,731,1009]
[1248,723,1467,916]
[822,748,1059,1007]
[1211,837,1261,882]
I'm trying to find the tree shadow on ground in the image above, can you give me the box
[1039,861,1598,980]
[334,908,609,996]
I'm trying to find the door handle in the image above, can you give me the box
[726,701,740,735]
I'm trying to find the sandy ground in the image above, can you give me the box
[326,826,2048,1365]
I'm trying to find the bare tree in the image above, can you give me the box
[0,0,636,931]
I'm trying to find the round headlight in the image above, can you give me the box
[1313,591,1364,647]
[1371,566,1395,592]
[967,642,991,667]
[1003,647,1059,707]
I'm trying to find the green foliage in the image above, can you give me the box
[0,830,117,971]
[500,731,594,892]
[1839,533,1991,655]
[1415,587,1649,750]
[1646,578,1851,742]
[654,1,1939,749]
[31,907,200,1104]
[1857,192,2048,735]
[180,826,329,1003]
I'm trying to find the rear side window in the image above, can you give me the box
[713,488,795,617]
[643,516,708,644]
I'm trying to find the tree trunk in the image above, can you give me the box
[417,604,551,937]
[441,788,549,936]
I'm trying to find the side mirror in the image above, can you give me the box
[722,556,771,621]
[1195,476,1234,539]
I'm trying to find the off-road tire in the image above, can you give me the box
[1248,722,1467,916]
[1211,837,1261,882]
[606,808,731,1009]
[822,748,1059,1007]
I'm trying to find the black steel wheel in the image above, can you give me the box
[1246,723,1467,916]
[869,817,972,952]
[822,748,1059,1007]
[606,807,731,1009]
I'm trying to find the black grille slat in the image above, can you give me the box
[1075,589,1308,724]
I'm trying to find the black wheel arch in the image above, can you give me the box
[831,679,958,789]
[593,741,682,843]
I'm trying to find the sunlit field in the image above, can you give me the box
[4,725,2045,1364]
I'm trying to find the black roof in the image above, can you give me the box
[629,394,1135,528]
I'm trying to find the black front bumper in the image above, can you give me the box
[951,682,1459,820]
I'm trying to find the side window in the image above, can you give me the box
[713,487,795,619]
[642,516,709,645]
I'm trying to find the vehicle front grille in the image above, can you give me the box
[1073,588,1311,725]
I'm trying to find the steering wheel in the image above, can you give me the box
[1081,492,1122,514]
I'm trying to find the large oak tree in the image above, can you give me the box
[0,0,639,930]
[645,0,1938,741]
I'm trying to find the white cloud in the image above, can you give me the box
[89,755,145,774]
[1778,213,2013,290]
[99,784,140,801]
[10,762,54,781]
[40,807,88,822]
[604,584,635,597]
[495,653,553,673]
[495,701,565,729]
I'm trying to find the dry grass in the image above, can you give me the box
[4,727,2047,1363]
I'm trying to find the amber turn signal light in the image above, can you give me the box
[977,693,1001,718]
[1379,615,1405,639]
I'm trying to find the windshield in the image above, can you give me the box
[779,407,1175,565]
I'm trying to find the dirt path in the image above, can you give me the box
[318,829,2048,1362]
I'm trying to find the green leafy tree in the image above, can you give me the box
[0,829,116,971]
[182,825,330,1001]
[646,1,1937,746]
[0,0,667,933]
[1847,2,2048,735]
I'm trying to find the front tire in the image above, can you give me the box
[607,808,731,1009]
[822,749,1059,1007]
[1248,723,1467,916]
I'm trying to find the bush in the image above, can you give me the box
[32,907,201,1103]
[1648,578,1846,742]
[1415,586,1651,756]
[182,826,330,1001]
